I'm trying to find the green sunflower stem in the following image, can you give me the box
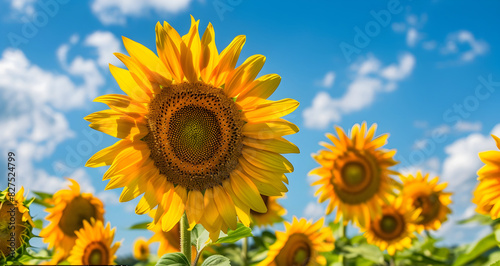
[242,236,249,266]
[180,213,191,264]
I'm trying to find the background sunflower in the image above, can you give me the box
[258,217,334,266]
[473,135,500,219]
[250,195,286,228]
[40,179,105,260]
[400,172,452,232]
[310,122,398,227]
[67,218,120,265]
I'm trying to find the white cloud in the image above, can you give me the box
[406,28,419,47]
[9,0,36,15]
[303,53,415,129]
[84,31,123,68]
[91,0,192,25]
[315,71,335,88]
[441,30,489,62]
[0,45,104,194]
[441,124,500,189]
[454,121,482,132]
[422,40,437,50]
[303,202,325,221]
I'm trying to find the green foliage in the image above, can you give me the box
[453,232,498,266]
[155,252,190,266]
[201,255,231,266]
[128,221,151,230]
[216,223,253,244]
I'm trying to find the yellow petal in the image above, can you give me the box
[238,159,288,194]
[241,147,294,173]
[88,115,148,140]
[210,35,246,87]
[122,36,172,84]
[156,22,183,83]
[115,52,158,96]
[180,16,201,82]
[242,119,299,139]
[86,139,133,167]
[237,74,281,107]
[230,170,267,213]
[213,186,237,230]
[242,137,299,154]
[225,54,266,97]
[161,186,187,232]
[222,180,251,227]
[242,98,299,123]
[185,190,204,230]
[109,64,151,103]
[93,94,147,118]
[199,22,219,83]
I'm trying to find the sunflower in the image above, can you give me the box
[40,179,105,259]
[250,195,286,228]
[67,219,120,265]
[0,187,34,261]
[473,135,500,219]
[362,196,418,255]
[133,238,150,261]
[400,172,451,232]
[258,217,334,266]
[85,16,299,240]
[310,122,398,227]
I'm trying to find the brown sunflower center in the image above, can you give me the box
[333,153,381,205]
[276,233,312,266]
[58,196,97,237]
[414,193,440,225]
[373,212,405,241]
[0,203,24,256]
[145,82,244,191]
[83,241,109,265]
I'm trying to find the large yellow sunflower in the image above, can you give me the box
[362,196,418,255]
[67,219,120,265]
[85,16,299,239]
[400,172,452,232]
[40,179,105,259]
[250,195,286,228]
[473,135,500,219]
[258,217,334,266]
[310,122,398,227]
[0,187,34,260]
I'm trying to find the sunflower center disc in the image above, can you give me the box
[84,242,109,265]
[293,248,310,265]
[58,196,97,237]
[380,215,397,233]
[277,233,311,266]
[414,193,440,224]
[341,162,366,186]
[146,82,244,191]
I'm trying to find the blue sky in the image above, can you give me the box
[1,0,500,256]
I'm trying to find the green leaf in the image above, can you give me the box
[128,221,150,230]
[201,255,230,266]
[453,232,497,266]
[343,244,384,264]
[33,191,53,199]
[457,213,497,226]
[33,219,43,230]
[32,197,53,208]
[216,223,252,244]
[191,224,210,253]
[155,252,190,266]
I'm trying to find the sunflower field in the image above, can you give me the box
[1,1,500,266]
